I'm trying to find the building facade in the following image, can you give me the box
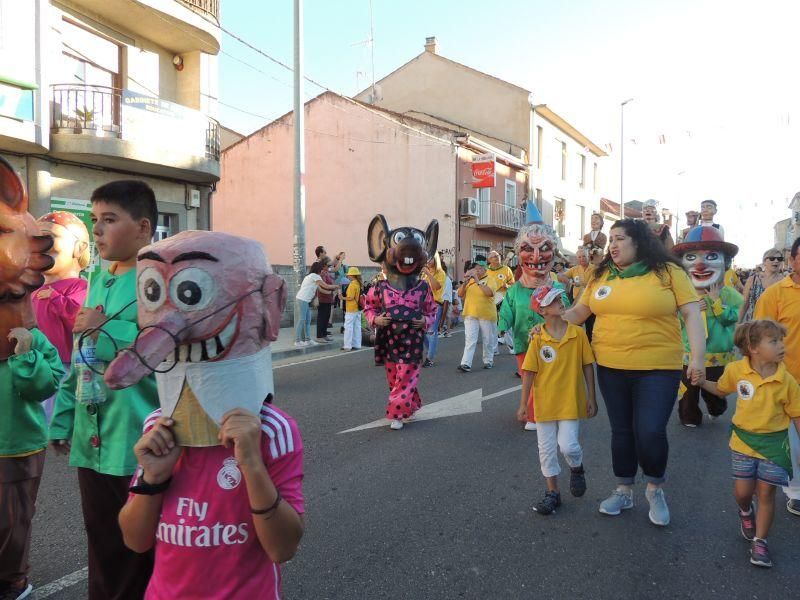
[0,0,220,246]
[774,192,800,260]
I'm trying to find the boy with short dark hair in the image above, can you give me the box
[50,180,159,599]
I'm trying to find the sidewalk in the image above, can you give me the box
[271,322,351,360]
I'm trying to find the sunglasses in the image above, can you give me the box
[766,256,783,262]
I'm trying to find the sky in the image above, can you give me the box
[216,0,800,266]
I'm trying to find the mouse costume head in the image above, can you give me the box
[367,214,438,289]
[514,222,557,278]
[0,157,54,360]
[673,226,738,289]
[104,231,287,446]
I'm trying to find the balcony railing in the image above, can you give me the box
[180,0,219,21]
[205,117,220,160]
[51,84,121,136]
[477,201,525,231]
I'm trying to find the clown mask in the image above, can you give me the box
[682,250,725,289]
[518,234,555,278]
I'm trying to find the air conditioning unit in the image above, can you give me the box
[460,197,479,219]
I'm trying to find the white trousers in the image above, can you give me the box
[785,425,800,500]
[343,311,362,349]
[460,317,496,367]
[536,419,583,478]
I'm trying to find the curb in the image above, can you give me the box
[272,340,372,361]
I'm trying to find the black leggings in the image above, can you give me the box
[317,302,332,338]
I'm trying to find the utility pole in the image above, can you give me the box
[292,0,306,327]
[619,98,633,219]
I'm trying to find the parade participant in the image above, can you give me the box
[32,211,90,421]
[563,246,593,304]
[673,226,743,427]
[363,215,438,430]
[679,210,700,243]
[563,218,705,526]
[420,252,446,367]
[49,180,159,600]
[293,262,339,347]
[583,212,607,252]
[641,201,674,250]
[740,249,784,323]
[725,266,744,294]
[340,266,363,351]
[754,237,800,516]
[106,230,303,598]
[0,157,64,600]
[700,199,725,238]
[498,205,566,431]
[457,263,499,371]
[486,250,515,351]
[518,286,596,516]
[698,320,800,568]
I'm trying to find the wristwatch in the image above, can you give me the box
[129,474,172,495]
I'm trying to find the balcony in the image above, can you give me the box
[180,0,219,21]
[50,84,219,183]
[476,201,525,235]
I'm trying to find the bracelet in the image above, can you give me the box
[251,490,282,517]
[129,475,172,496]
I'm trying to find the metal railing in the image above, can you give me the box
[205,117,220,160]
[51,84,121,136]
[180,0,219,21]
[478,201,525,230]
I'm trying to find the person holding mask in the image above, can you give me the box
[740,249,784,323]
[457,263,498,371]
[562,218,706,526]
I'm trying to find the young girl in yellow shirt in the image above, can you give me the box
[700,319,800,568]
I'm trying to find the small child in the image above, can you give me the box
[340,267,363,351]
[698,319,800,568]
[517,286,597,515]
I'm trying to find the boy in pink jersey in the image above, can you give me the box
[110,231,304,598]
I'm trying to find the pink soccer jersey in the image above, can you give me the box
[137,403,304,600]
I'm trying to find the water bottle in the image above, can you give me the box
[74,335,107,404]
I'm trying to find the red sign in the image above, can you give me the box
[471,153,496,188]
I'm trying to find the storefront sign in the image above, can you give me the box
[471,153,496,189]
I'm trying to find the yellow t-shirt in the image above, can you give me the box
[754,276,800,380]
[717,358,800,459]
[462,277,499,321]
[565,264,593,302]
[422,268,447,304]
[550,272,559,283]
[521,323,595,421]
[579,263,699,370]
[724,268,741,290]
[344,280,361,312]
[486,265,515,295]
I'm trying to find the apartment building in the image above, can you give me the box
[0,0,220,276]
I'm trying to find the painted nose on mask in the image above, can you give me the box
[104,312,187,390]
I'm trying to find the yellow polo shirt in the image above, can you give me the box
[754,276,800,380]
[579,263,699,370]
[522,323,595,421]
[565,264,594,302]
[486,265,515,294]
[462,277,499,321]
[422,268,447,304]
[724,268,741,290]
[717,358,800,459]
[344,280,361,313]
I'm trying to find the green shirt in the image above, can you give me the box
[50,267,158,476]
[498,281,568,354]
[0,329,64,456]
[681,286,743,366]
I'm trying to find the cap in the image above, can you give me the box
[346,266,361,276]
[529,286,567,313]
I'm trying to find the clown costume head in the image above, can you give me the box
[673,226,738,290]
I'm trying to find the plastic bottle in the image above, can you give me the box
[74,335,107,404]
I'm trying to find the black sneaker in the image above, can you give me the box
[569,465,587,497]
[458,364,471,372]
[738,505,756,541]
[750,538,773,568]
[787,499,800,516]
[423,359,434,368]
[483,363,493,369]
[533,490,561,515]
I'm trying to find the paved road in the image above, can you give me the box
[29,331,800,598]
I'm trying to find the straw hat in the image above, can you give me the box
[346,266,361,276]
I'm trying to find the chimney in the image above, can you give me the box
[424,36,437,54]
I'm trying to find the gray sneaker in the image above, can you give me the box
[645,487,670,526]
[599,488,634,516]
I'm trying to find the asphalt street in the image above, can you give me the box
[29,330,800,599]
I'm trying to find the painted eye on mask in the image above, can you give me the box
[684,253,696,261]
[169,267,216,311]
[706,252,719,261]
[412,231,424,245]
[138,267,166,311]
[392,231,407,244]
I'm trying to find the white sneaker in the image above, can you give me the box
[524,422,537,431]
[389,419,404,430]
[308,339,320,345]
[497,336,505,345]
[293,340,307,347]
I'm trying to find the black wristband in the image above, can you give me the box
[129,475,172,496]
[251,490,282,517]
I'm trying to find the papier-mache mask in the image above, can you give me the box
[104,231,287,446]
[0,157,54,360]
[367,214,438,290]
[673,226,738,290]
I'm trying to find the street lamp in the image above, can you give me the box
[619,98,633,219]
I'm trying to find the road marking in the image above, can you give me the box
[33,567,87,599]
[339,384,521,433]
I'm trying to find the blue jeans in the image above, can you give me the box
[295,299,312,341]
[423,303,443,360]
[597,366,681,485]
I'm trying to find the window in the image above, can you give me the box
[535,188,543,211]
[593,162,598,193]
[579,154,586,189]
[536,126,543,169]
[504,179,516,207]
[554,197,566,237]
[476,187,491,224]
[560,141,567,181]
[155,213,176,241]
[577,204,586,236]
[471,242,491,263]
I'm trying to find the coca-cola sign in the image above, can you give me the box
[472,153,496,189]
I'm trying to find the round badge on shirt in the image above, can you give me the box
[539,345,557,363]
[594,285,612,300]
[737,380,755,401]
[217,457,242,490]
